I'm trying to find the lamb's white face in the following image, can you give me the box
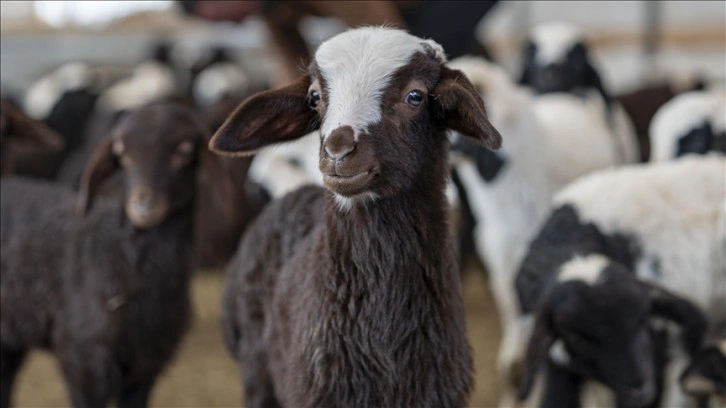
[314,27,446,142]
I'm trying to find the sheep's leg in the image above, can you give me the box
[117,380,154,408]
[0,347,26,408]
[59,345,116,408]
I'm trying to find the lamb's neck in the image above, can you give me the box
[324,181,451,283]
[123,205,195,276]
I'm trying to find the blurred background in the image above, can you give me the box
[1,1,724,407]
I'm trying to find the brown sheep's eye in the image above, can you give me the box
[176,141,194,156]
[405,90,424,107]
[309,90,321,109]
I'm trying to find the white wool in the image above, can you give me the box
[248,132,323,199]
[193,62,251,107]
[554,154,726,311]
[24,62,95,119]
[97,61,176,113]
[315,26,445,142]
[650,89,726,162]
[551,155,725,408]
[530,22,585,65]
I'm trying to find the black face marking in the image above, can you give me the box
[541,265,662,407]
[518,40,613,117]
[451,135,507,182]
[515,204,642,313]
[676,122,715,157]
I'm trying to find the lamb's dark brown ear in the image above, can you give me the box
[209,74,318,157]
[76,139,118,216]
[519,311,557,401]
[1,101,63,152]
[645,282,708,356]
[432,65,502,150]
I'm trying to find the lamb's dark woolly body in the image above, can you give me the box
[1,179,193,408]
[215,27,503,408]
[223,140,473,408]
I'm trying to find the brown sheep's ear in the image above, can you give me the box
[1,100,64,152]
[432,65,502,150]
[518,311,557,401]
[76,139,119,216]
[209,74,319,157]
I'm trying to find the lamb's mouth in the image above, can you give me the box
[323,170,374,196]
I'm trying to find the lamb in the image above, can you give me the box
[446,56,639,403]
[53,61,265,269]
[213,26,502,407]
[515,154,726,407]
[518,21,640,164]
[0,99,63,176]
[0,103,228,408]
[649,86,726,162]
[56,54,188,189]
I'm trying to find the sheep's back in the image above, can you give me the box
[553,154,726,309]
[222,185,325,353]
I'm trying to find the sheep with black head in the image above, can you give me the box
[515,155,725,408]
[518,22,640,164]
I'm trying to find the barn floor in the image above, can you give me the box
[12,262,503,408]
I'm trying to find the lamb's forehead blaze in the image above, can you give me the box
[314,27,445,140]
[530,22,584,65]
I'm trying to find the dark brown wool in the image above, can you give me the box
[215,28,501,408]
[0,104,225,408]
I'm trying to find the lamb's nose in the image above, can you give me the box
[131,187,156,212]
[324,126,356,160]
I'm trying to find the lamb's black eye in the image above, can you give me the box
[309,90,321,109]
[405,90,424,107]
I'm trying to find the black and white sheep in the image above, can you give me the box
[0,103,229,408]
[213,26,502,407]
[649,86,726,162]
[518,21,640,164]
[447,55,644,403]
[515,154,726,408]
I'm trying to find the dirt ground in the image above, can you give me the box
[13,263,503,408]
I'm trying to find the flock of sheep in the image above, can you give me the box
[0,21,724,408]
